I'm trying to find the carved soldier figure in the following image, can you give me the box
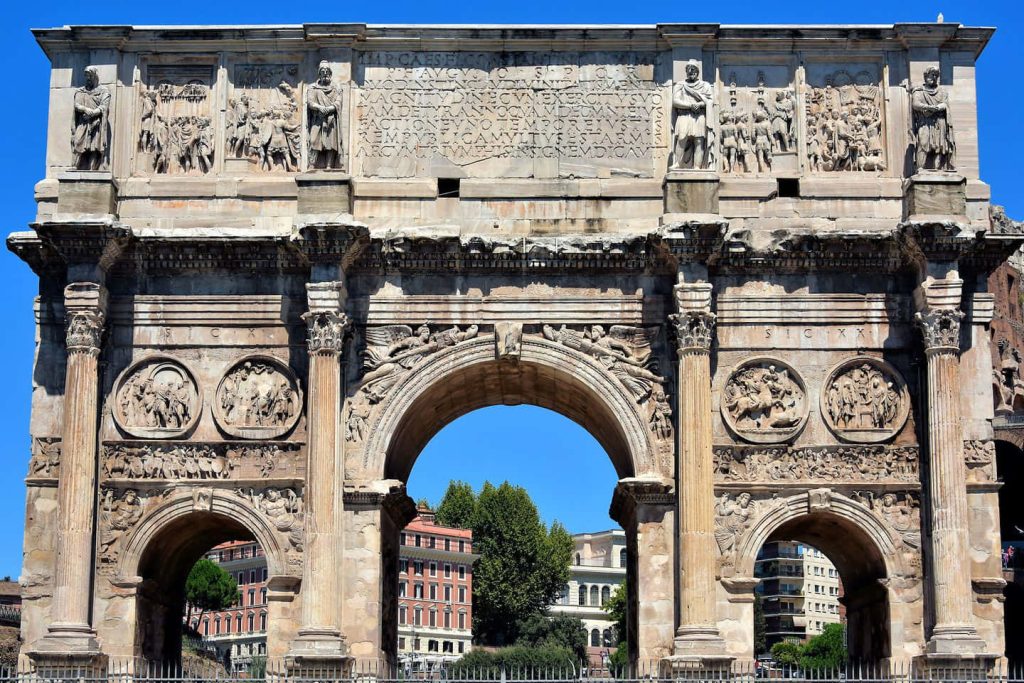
[671,60,714,170]
[71,65,111,170]
[771,90,795,152]
[911,66,956,171]
[306,61,344,170]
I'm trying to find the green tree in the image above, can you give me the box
[602,580,628,668]
[798,623,847,671]
[471,482,574,645]
[184,558,237,626]
[451,643,578,675]
[435,481,477,529]
[770,640,802,667]
[517,614,587,661]
[753,593,767,656]
[416,497,431,510]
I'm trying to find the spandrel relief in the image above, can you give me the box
[137,65,215,175]
[360,324,479,403]
[717,68,797,175]
[226,64,302,173]
[822,357,909,443]
[542,324,663,403]
[721,358,807,444]
[214,357,303,439]
[805,67,886,173]
[112,357,202,439]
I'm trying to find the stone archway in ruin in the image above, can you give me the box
[733,492,915,663]
[115,491,293,662]
[352,332,673,663]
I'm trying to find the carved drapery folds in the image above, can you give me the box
[112,357,202,438]
[226,64,302,172]
[97,487,152,571]
[214,357,302,439]
[361,324,479,403]
[851,490,922,552]
[721,358,807,443]
[916,307,963,353]
[714,444,919,482]
[718,70,797,175]
[821,358,910,443]
[305,311,349,356]
[992,338,1024,413]
[911,66,956,172]
[71,65,110,171]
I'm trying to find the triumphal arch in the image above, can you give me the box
[11,21,1024,672]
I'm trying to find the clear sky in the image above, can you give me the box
[0,1,1021,579]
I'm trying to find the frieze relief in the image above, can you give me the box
[713,444,919,483]
[214,357,302,439]
[235,486,304,566]
[821,357,909,443]
[359,324,479,403]
[718,68,797,175]
[101,442,304,481]
[112,357,202,439]
[721,358,807,443]
[226,65,301,172]
[964,440,996,483]
[804,67,886,173]
[137,65,215,175]
[28,438,61,479]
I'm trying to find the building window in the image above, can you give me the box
[262,567,268,581]
[445,539,451,551]
[590,585,599,606]
[260,612,267,631]
[414,583,424,599]
[236,614,242,631]
[399,582,407,598]
[400,533,407,546]
[203,620,209,636]
[601,586,610,606]
[459,540,465,553]
[444,611,451,628]
[399,606,407,625]
[603,629,612,647]
[398,637,406,650]
[619,549,627,568]
[248,613,254,632]
[590,629,600,647]
[428,639,439,653]
[261,588,267,604]
[459,587,466,603]
[575,553,581,566]
[578,586,587,606]
[215,618,221,635]
[400,559,408,574]
[238,572,245,585]
[430,562,437,577]
[444,585,451,602]
[444,563,451,578]
[414,608,422,626]
[415,534,421,547]
[459,565,466,580]
[414,561,424,576]
[559,585,569,605]
[248,588,255,606]
[430,584,437,600]
[458,641,465,653]
[429,609,437,627]
[250,570,256,584]
[443,641,454,653]
[458,612,466,630]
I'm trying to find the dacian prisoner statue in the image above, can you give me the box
[305,60,344,170]
[671,59,714,170]
[911,66,956,172]
[71,65,110,171]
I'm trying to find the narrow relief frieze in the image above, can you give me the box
[714,444,919,483]
[101,441,305,481]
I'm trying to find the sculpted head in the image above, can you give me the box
[684,60,701,83]
[737,492,752,508]
[317,60,333,86]
[923,66,941,88]
[84,65,99,90]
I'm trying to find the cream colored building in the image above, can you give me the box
[755,541,841,651]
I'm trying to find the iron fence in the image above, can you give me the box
[6,660,1024,683]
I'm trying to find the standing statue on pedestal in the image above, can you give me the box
[305,60,344,170]
[671,60,715,170]
[911,66,956,172]
[71,65,110,171]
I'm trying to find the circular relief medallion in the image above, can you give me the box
[112,357,202,438]
[721,357,808,444]
[821,357,910,443]
[214,356,303,439]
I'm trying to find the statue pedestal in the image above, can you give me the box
[296,172,352,216]
[663,171,719,215]
[286,629,353,676]
[904,172,966,218]
[56,171,116,216]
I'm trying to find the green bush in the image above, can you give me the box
[450,644,579,676]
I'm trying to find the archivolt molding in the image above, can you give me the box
[728,489,908,581]
[356,331,662,481]
[116,488,293,581]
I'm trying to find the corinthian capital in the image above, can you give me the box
[65,310,104,356]
[305,311,349,355]
[670,310,715,353]
[915,308,963,353]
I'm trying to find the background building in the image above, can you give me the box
[754,541,842,651]
[550,529,626,665]
[397,507,476,672]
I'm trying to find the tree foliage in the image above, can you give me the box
[602,580,628,667]
[517,614,587,662]
[798,623,847,671]
[770,640,802,667]
[185,558,237,624]
[753,593,767,655]
[471,482,574,645]
[451,644,578,675]
[435,481,477,529]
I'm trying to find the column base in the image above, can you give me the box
[28,623,104,667]
[925,624,992,657]
[286,629,352,673]
[665,627,731,674]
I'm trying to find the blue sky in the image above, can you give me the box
[0,1,1021,578]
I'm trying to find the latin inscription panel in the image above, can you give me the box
[353,51,668,178]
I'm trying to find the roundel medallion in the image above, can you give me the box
[720,357,808,444]
[821,357,910,443]
[214,355,303,439]
[112,356,202,438]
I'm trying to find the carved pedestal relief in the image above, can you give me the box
[721,357,807,443]
[821,357,909,443]
[226,65,301,173]
[718,68,797,175]
[112,357,202,438]
[28,437,61,479]
[137,65,215,175]
[214,356,302,439]
[964,440,996,483]
[804,67,886,173]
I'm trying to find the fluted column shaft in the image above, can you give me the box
[46,283,105,651]
[670,281,725,658]
[291,293,350,661]
[916,304,983,655]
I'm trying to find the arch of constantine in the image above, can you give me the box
[10,21,1024,672]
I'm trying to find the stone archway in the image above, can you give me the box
[344,331,675,663]
[728,491,920,664]
[106,491,296,662]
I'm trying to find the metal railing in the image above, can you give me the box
[7,659,1024,683]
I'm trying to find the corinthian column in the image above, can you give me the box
[37,283,106,656]
[289,282,350,664]
[916,280,986,657]
[669,280,727,663]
